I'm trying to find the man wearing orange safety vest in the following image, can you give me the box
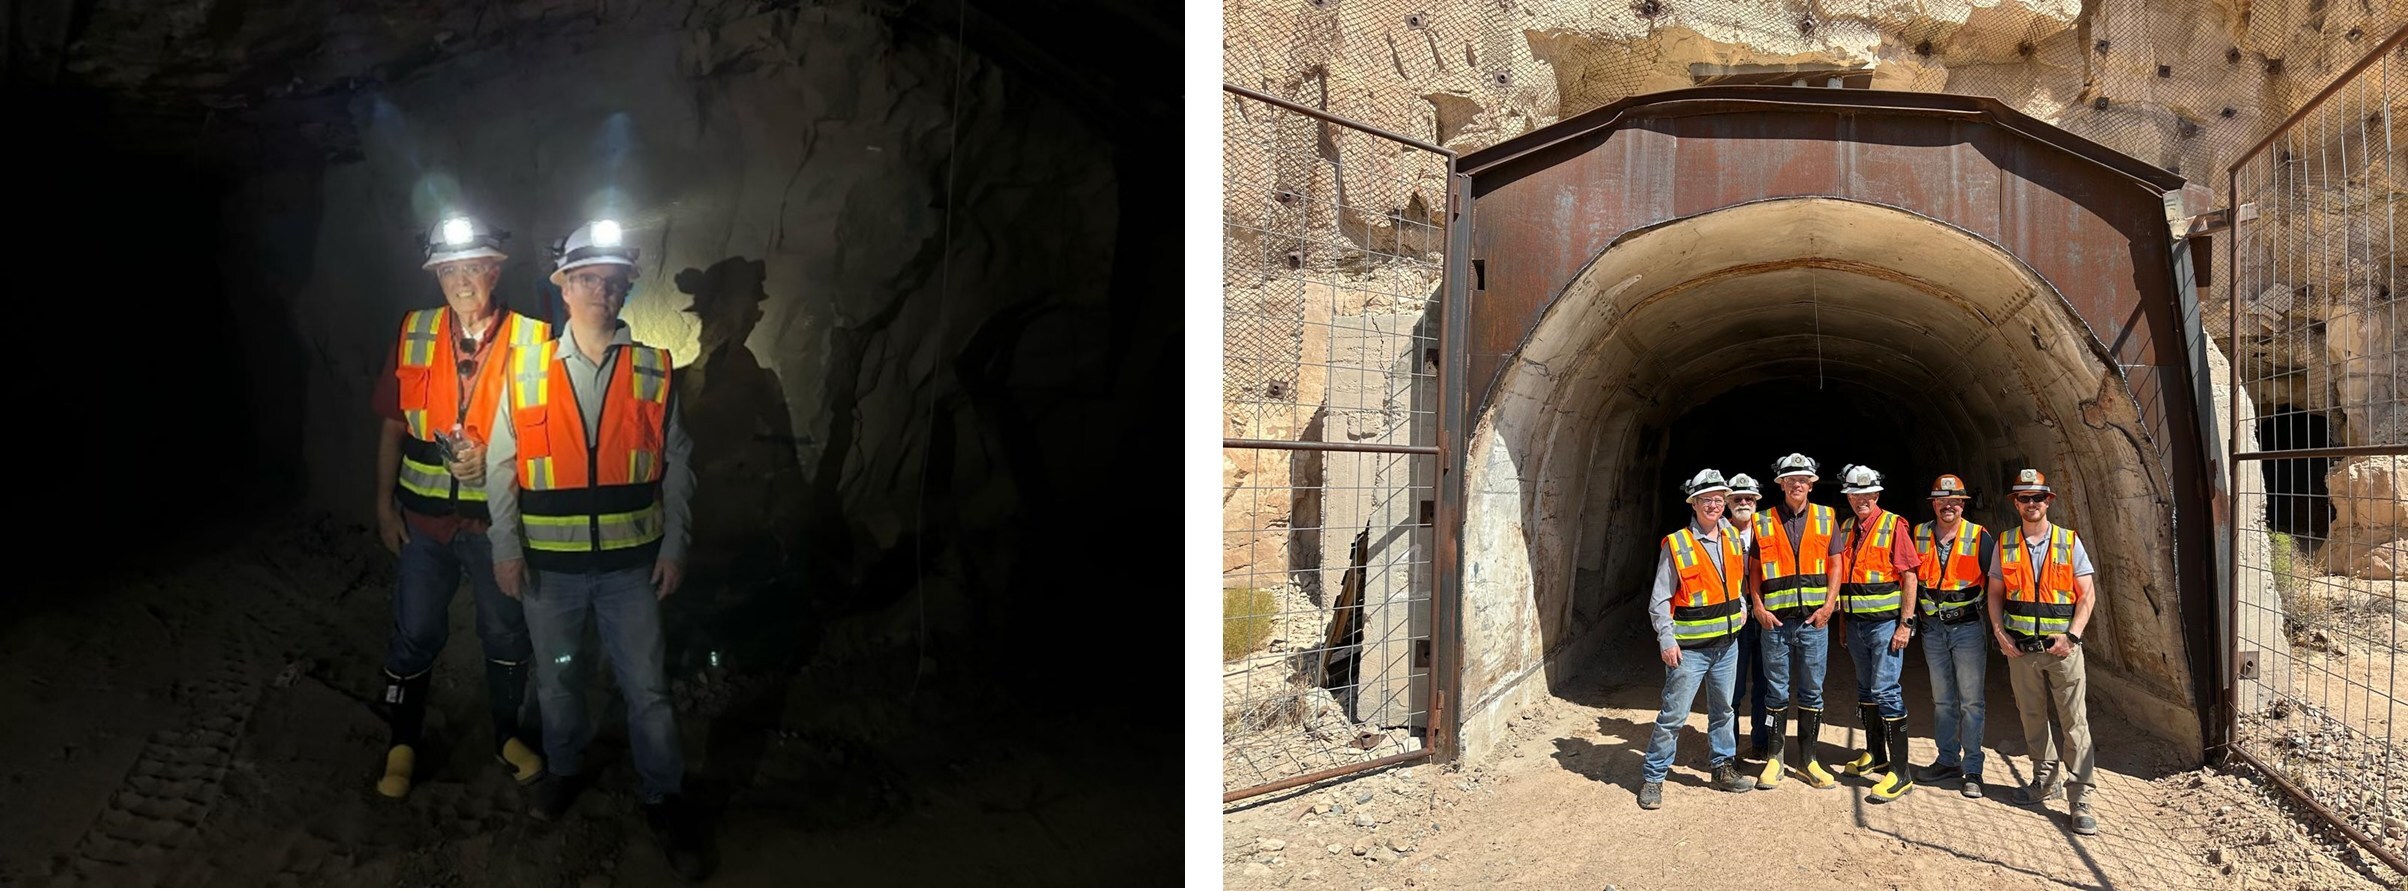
[368,213,553,799]
[1910,474,1997,798]
[1986,468,2100,836]
[1745,453,1840,791]
[483,219,707,878]
[1637,469,1757,809]
[1828,463,1921,803]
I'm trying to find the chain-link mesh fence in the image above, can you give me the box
[2223,27,2405,872]
[1222,85,1450,800]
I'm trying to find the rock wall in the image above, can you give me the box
[212,1,1131,669]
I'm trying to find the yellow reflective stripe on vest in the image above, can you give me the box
[628,348,669,403]
[403,408,431,442]
[628,449,657,483]
[1843,588,1901,613]
[1673,615,1744,640]
[397,455,453,499]
[511,341,554,411]
[1761,583,1830,612]
[522,503,665,552]
[400,309,442,368]
[524,456,557,491]
[399,456,491,502]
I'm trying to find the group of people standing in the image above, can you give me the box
[1641,454,2103,836]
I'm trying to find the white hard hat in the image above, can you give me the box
[1839,464,1884,495]
[1727,473,1761,498]
[420,214,509,270]
[1681,468,1732,501]
[1772,453,1819,481]
[549,219,642,286]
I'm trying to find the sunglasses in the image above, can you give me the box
[2013,494,2051,504]
[455,337,483,378]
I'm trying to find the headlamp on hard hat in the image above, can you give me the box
[550,219,643,287]
[418,214,510,269]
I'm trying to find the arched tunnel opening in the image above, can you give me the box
[1457,198,2204,760]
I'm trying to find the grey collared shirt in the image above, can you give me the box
[484,322,695,567]
[1649,518,1736,652]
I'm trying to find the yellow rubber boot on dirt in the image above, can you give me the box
[1867,716,1915,802]
[376,745,416,798]
[1842,703,1887,777]
[1795,707,1839,789]
[498,738,546,785]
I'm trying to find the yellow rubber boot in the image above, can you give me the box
[1796,706,1839,789]
[498,738,546,785]
[1801,758,1838,789]
[376,745,416,798]
[1868,716,1915,802]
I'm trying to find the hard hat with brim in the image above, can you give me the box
[1929,474,1970,499]
[421,215,509,270]
[1838,464,1884,495]
[2009,468,2053,494]
[1681,468,1732,501]
[1772,452,1819,480]
[550,219,643,286]
[1727,473,1761,497]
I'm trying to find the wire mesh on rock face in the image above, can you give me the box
[1225,0,2404,204]
[2223,30,2405,868]
[1222,87,1449,798]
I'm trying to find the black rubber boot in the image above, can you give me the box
[1796,706,1837,788]
[1868,715,1916,802]
[1845,702,1888,777]
[485,659,545,785]
[1755,710,1787,789]
[377,669,431,798]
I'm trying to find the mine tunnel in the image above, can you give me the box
[0,0,1180,886]
[1422,89,2232,768]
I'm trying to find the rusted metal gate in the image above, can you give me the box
[1219,83,1464,802]
[2220,26,2407,873]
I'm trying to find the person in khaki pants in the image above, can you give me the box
[1986,468,2100,836]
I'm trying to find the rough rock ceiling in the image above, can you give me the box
[4,0,1177,168]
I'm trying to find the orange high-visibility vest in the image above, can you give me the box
[393,307,551,520]
[1664,525,1747,648]
[2000,524,2082,639]
[1913,520,1988,617]
[1837,510,1908,619]
[1752,503,1835,613]
[507,338,674,573]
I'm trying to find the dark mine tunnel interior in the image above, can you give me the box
[1663,378,1985,531]
[2,0,1180,885]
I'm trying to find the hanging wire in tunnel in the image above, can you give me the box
[1811,267,1825,389]
[908,0,970,705]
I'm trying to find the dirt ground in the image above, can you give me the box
[0,512,1176,887]
[1221,637,2406,891]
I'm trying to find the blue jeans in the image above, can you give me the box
[1759,616,1829,712]
[522,567,685,803]
[387,528,529,676]
[1734,621,1771,746]
[1642,637,1738,783]
[1920,618,1989,774]
[1844,616,1907,718]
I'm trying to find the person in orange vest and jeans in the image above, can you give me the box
[1747,454,1842,790]
[1828,464,1921,803]
[484,219,706,878]
[368,213,553,799]
[1910,474,1997,798]
[1637,469,1757,810]
[1986,468,2100,836]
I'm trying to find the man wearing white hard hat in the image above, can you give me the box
[1985,468,2101,835]
[1744,453,1841,790]
[1724,474,1774,759]
[1910,473,1997,798]
[367,213,554,799]
[1636,469,1756,809]
[483,219,707,878]
[1827,463,1922,803]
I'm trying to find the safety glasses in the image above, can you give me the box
[2013,494,2051,504]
